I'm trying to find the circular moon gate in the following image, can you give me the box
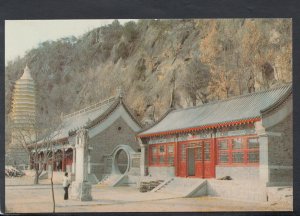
[116,150,128,174]
[111,145,136,175]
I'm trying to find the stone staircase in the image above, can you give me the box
[152,177,207,197]
[121,175,140,187]
[98,174,126,187]
[151,178,174,193]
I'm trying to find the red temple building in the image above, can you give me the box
[138,84,292,187]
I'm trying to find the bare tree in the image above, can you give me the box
[208,66,237,100]
[10,114,64,213]
[11,115,62,183]
[179,58,210,106]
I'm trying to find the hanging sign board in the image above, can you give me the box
[216,128,255,137]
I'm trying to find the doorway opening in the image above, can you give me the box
[115,149,129,174]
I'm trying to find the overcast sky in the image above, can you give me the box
[5,19,136,65]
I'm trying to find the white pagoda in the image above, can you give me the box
[7,65,37,167]
[11,65,36,128]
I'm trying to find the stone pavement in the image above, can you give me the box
[5,182,293,213]
[58,185,181,207]
[5,174,62,186]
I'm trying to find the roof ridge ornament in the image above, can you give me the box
[63,96,116,119]
[116,87,123,99]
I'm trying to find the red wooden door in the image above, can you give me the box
[195,144,204,177]
[202,140,215,178]
[177,140,215,178]
[178,143,187,177]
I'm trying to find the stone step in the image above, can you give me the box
[98,174,125,187]
[138,179,165,193]
[154,177,207,197]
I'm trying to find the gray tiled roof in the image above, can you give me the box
[54,97,117,140]
[139,84,292,136]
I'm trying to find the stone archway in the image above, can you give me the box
[110,145,136,175]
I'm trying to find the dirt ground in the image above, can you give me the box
[5,177,292,213]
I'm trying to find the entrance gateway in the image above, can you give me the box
[178,139,215,178]
[104,145,137,176]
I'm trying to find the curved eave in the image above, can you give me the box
[85,97,142,130]
[138,108,176,134]
[120,99,143,128]
[28,137,69,149]
[12,105,36,110]
[15,84,35,88]
[12,105,36,108]
[85,99,121,129]
[138,117,260,138]
[14,84,35,87]
[260,86,292,115]
[12,101,36,104]
[18,78,34,81]
[14,89,36,93]
[13,93,36,98]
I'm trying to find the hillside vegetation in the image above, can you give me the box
[5,19,292,142]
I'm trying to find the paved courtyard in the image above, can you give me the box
[5,177,292,213]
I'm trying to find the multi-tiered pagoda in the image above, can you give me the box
[11,65,36,129]
[6,65,37,167]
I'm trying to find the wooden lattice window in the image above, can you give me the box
[217,136,259,165]
[149,143,175,166]
[218,140,229,164]
[247,138,259,163]
[204,142,211,161]
[181,144,186,161]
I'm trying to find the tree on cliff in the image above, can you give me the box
[179,57,211,105]
[5,19,292,125]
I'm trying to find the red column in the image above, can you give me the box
[212,133,217,178]
[62,149,65,172]
[146,145,149,175]
[174,135,178,176]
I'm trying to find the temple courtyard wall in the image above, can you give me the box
[88,117,139,180]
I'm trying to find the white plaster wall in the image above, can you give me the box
[148,166,175,178]
[216,166,259,180]
[207,179,267,202]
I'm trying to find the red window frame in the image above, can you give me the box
[149,143,175,166]
[217,135,259,166]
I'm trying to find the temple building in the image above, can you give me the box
[33,91,142,182]
[138,84,292,187]
[6,65,37,167]
[5,65,292,202]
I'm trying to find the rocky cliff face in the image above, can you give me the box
[5,19,292,142]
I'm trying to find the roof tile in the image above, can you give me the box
[139,84,292,136]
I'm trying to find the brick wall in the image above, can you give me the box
[88,117,139,180]
[267,113,293,185]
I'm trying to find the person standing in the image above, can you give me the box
[63,172,70,200]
